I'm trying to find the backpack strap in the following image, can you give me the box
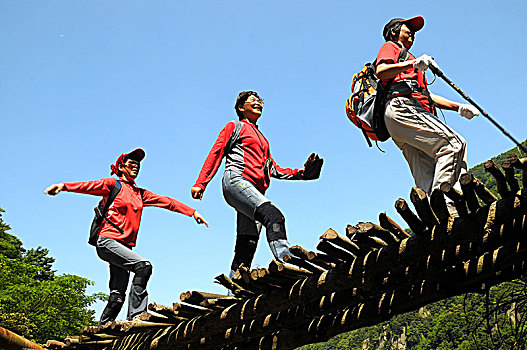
[225,120,243,152]
[102,180,124,234]
[398,46,409,63]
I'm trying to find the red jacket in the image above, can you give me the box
[194,119,300,194]
[376,41,433,113]
[64,178,195,246]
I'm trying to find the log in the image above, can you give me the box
[232,265,252,285]
[349,229,387,252]
[0,326,43,350]
[283,254,326,274]
[502,160,520,193]
[233,267,282,292]
[306,250,342,266]
[439,182,469,217]
[148,303,191,322]
[139,312,178,324]
[180,291,230,305]
[356,222,399,245]
[430,189,450,224]
[79,333,119,342]
[459,173,481,213]
[410,187,440,228]
[200,297,240,309]
[316,240,356,262]
[395,198,427,234]
[214,274,255,298]
[484,159,510,198]
[508,153,527,191]
[268,260,313,279]
[320,228,361,255]
[378,213,411,239]
[45,340,67,349]
[290,245,336,270]
[472,176,499,205]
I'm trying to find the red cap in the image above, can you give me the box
[110,148,146,175]
[401,16,424,32]
[383,16,425,41]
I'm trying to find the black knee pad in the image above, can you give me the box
[254,202,287,242]
[231,235,258,271]
[132,261,152,287]
[101,292,125,319]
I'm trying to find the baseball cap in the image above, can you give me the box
[383,16,425,41]
[110,148,146,175]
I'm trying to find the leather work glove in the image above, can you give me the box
[413,54,435,71]
[458,104,480,119]
[301,153,324,180]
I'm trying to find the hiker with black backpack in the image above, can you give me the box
[44,148,208,324]
[376,16,479,210]
[190,91,323,281]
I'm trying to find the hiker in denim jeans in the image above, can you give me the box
[191,91,323,279]
[45,148,208,324]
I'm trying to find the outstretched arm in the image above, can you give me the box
[45,178,115,196]
[141,189,209,227]
[192,122,236,199]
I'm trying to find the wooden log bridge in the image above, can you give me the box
[41,154,527,350]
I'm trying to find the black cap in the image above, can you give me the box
[383,16,424,41]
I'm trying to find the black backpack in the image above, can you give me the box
[88,180,123,246]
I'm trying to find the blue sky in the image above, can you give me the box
[2,1,526,319]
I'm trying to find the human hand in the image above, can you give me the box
[191,186,204,200]
[193,211,209,227]
[44,183,65,196]
[301,153,324,180]
[413,54,435,71]
[458,104,479,119]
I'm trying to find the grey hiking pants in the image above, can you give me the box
[385,97,468,207]
[96,236,151,323]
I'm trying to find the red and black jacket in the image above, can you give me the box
[194,119,301,194]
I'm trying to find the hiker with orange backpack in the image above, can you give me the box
[45,148,208,324]
[376,16,479,208]
[191,91,323,280]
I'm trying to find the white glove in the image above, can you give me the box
[413,54,435,71]
[458,104,479,119]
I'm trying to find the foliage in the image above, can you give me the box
[0,208,106,344]
[297,142,527,349]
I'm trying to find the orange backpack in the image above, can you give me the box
[346,47,408,147]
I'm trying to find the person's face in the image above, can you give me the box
[119,159,141,181]
[396,24,415,49]
[238,95,264,123]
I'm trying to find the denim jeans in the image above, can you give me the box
[222,170,292,273]
[96,236,150,322]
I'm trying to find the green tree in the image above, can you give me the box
[0,208,105,343]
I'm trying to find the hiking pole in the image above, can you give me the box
[429,64,527,154]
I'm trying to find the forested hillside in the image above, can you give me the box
[298,142,527,350]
